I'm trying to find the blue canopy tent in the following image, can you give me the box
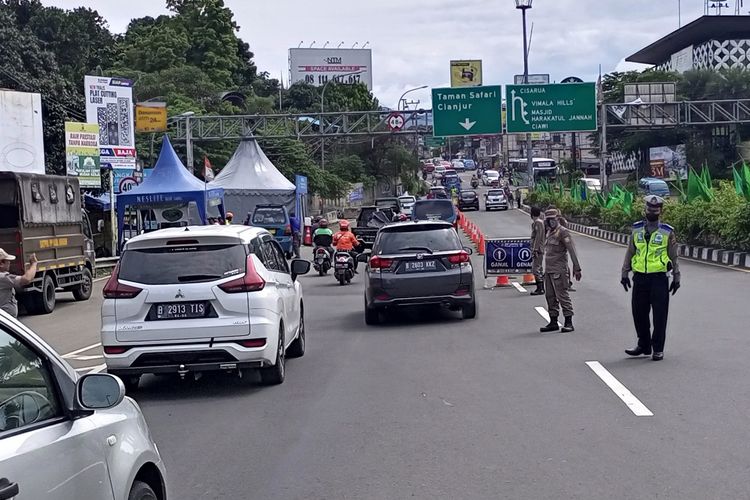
[84,192,114,211]
[116,136,224,246]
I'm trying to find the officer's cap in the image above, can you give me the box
[644,195,665,208]
[544,208,560,219]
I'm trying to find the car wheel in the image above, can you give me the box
[121,375,141,393]
[365,299,380,325]
[462,299,477,320]
[128,480,158,500]
[287,306,305,358]
[73,268,93,301]
[260,326,285,385]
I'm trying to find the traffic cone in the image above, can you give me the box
[478,234,485,255]
[303,225,312,246]
[495,275,511,287]
[522,274,536,285]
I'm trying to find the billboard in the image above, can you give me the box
[450,60,483,87]
[84,76,137,172]
[0,90,45,174]
[649,145,688,180]
[289,48,373,90]
[65,122,101,188]
[135,102,167,133]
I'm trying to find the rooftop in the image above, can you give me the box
[626,15,750,65]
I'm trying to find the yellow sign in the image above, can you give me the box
[450,60,483,88]
[135,104,168,133]
[39,238,69,249]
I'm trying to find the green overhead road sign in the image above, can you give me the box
[425,136,446,147]
[432,85,502,137]
[506,82,597,134]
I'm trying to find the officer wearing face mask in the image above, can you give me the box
[621,195,680,361]
[540,208,581,333]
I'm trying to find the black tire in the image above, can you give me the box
[121,375,141,393]
[318,268,325,276]
[365,299,380,325]
[260,326,285,385]
[128,480,158,500]
[73,268,93,301]
[287,306,305,358]
[338,275,346,286]
[462,299,477,320]
[286,251,293,260]
[32,275,56,315]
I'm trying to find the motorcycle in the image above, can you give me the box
[471,178,479,189]
[333,251,355,285]
[313,245,332,275]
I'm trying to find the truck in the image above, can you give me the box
[0,173,96,314]
[352,206,394,249]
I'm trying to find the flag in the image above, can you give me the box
[203,156,214,182]
[733,166,744,196]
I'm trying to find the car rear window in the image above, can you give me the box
[413,201,454,221]
[460,191,477,199]
[252,207,286,225]
[488,190,505,196]
[377,227,461,254]
[119,244,247,284]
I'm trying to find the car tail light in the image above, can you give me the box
[102,264,143,299]
[103,345,131,355]
[237,338,267,348]
[219,256,265,293]
[284,224,292,235]
[369,256,393,269]
[455,286,471,296]
[447,251,470,264]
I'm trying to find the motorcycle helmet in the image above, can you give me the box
[339,220,350,230]
[319,218,329,228]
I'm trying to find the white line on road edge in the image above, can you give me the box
[512,282,527,293]
[94,276,111,282]
[534,306,563,327]
[75,363,106,374]
[585,361,654,417]
[62,342,102,359]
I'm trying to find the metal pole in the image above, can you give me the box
[185,115,194,174]
[109,168,116,255]
[600,102,608,189]
[522,7,534,189]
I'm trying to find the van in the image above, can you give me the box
[638,178,670,197]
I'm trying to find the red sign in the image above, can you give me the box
[387,112,405,132]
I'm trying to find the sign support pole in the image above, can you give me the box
[521,6,534,190]
[109,167,116,255]
[600,103,608,190]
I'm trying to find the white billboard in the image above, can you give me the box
[289,48,373,90]
[84,76,137,171]
[0,90,46,174]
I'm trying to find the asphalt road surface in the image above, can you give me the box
[20,182,750,499]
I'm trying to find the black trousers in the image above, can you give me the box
[632,272,670,352]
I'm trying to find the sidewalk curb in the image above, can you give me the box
[520,205,750,272]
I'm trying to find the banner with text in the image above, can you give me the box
[484,237,533,276]
[65,122,101,188]
[84,76,137,172]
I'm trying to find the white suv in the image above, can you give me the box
[101,225,311,390]
[0,310,166,500]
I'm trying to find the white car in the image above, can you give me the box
[0,311,166,500]
[451,159,465,171]
[101,225,311,390]
[485,189,510,211]
[482,170,500,186]
[398,195,416,216]
[582,177,602,193]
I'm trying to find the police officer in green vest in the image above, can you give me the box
[621,195,680,361]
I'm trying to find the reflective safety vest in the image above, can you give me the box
[631,221,672,273]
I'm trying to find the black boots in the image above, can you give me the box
[530,282,544,296]
[561,316,574,333]
[625,346,652,356]
[540,317,559,332]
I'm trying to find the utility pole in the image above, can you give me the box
[516,0,535,188]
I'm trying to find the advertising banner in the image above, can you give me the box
[450,60,483,87]
[113,166,152,194]
[484,238,533,276]
[0,90,46,174]
[84,76,137,172]
[289,48,373,90]
[65,122,101,188]
[135,103,167,133]
[649,145,688,180]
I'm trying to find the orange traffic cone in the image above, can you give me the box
[478,234,485,255]
[495,275,511,287]
[522,274,536,285]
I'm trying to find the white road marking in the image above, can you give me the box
[62,342,102,359]
[586,361,654,417]
[512,282,527,293]
[534,306,563,327]
[75,363,107,374]
[94,276,111,282]
[69,354,103,361]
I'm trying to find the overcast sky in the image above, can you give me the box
[46,0,707,108]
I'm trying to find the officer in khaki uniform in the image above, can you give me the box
[529,206,546,296]
[621,195,680,361]
[540,209,582,333]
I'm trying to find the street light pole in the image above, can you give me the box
[516,0,535,189]
[320,70,364,170]
[398,85,428,111]
[182,111,196,174]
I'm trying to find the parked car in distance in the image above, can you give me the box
[581,177,602,193]
[463,159,477,170]
[249,204,293,258]
[398,195,417,216]
[638,177,671,197]
[0,310,167,500]
[482,170,500,187]
[412,199,457,228]
[485,189,509,211]
[427,187,449,200]
[452,159,465,172]
[362,220,477,325]
[421,160,435,173]
[458,190,480,211]
[101,225,311,390]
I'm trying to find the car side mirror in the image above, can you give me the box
[291,259,311,280]
[463,246,474,255]
[77,373,125,410]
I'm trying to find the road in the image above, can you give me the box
[20,176,750,499]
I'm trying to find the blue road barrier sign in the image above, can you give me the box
[484,237,533,276]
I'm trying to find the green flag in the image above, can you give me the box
[733,167,745,196]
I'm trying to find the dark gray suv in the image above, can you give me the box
[362,221,477,325]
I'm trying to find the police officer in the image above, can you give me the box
[540,208,582,333]
[529,206,545,296]
[621,195,680,361]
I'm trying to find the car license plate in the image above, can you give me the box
[404,260,437,273]
[154,302,207,320]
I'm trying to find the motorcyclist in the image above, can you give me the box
[313,218,334,259]
[471,174,479,188]
[333,220,363,274]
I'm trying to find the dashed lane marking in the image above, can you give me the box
[75,363,107,374]
[512,282,528,293]
[586,361,654,417]
[534,306,563,327]
[62,342,102,359]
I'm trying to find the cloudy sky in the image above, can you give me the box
[46,0,708,107]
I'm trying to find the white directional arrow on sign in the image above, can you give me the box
[459,118,476,131]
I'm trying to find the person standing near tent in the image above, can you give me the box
[289,212,301,258]
[225,211,234,225]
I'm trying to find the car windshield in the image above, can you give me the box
[120,244,247,284]
[413,201,454,221]
[252,207,286,225]
[486,171,499,178]
[488,190,505,197]
[377,227,461,254]
[399,197,416,204]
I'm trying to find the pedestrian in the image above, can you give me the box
[289,212,302,259]
[539,209,581,333]
[0,249,38,318]
[621,195,680,361]
[225,211,234,225]
[547,204,574,290]
[529,206,545,296]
